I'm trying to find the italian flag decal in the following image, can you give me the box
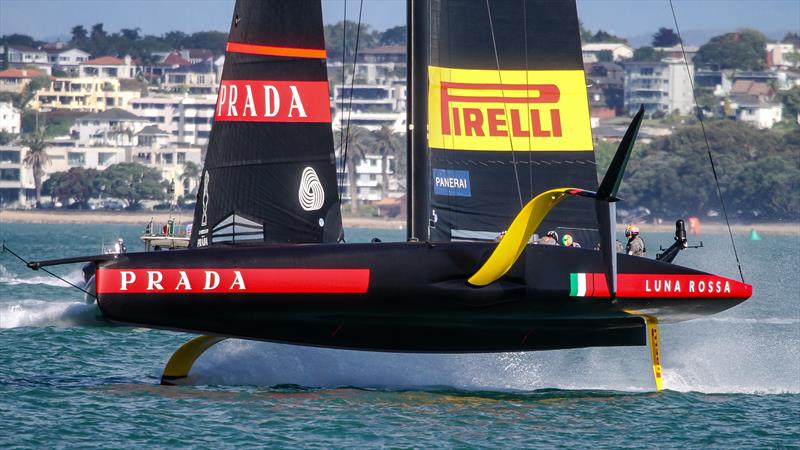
[569,273,593,297]
[569,272,751,299]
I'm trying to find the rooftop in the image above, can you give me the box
[361,45,406,55]
[0,68,46,79]
[81,56,127,66]
[78,108,146,121]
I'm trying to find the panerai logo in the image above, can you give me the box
[298,167,325,211]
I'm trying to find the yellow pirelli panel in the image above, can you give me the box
[428,66,592,151]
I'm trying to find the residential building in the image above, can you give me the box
[31,77,141,112]
[694,69,731,96]
[142,51,192,78]
[45,47,91,76]
[729,80,783,129]
[581,43,633,63]
[331,84,406,131]
[341,153,399,203]
[163,61,218,95]
[3,45,50,72]
[0,102,22,134]
[653,45,699,62]
[127,95,216,146]
[585,62,624,117]
[180,48,214,64]
[0,145,35,206]
[623,59,694,116]
[766,42,798,69]
[79,56,136,79]
[72,108,151,146]
[733,70,794,91]
[0,68,47,93]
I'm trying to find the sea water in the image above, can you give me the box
[0,223,797,448]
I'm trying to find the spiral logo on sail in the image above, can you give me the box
[298,167,325,211]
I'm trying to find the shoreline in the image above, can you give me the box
[0,209,797,235]
[0,209,406,230]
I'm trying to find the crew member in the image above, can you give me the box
[625,225,646,257]
[536,230,559,245]
[562,234,581,248]
[114,238,127,254]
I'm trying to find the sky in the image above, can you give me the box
[0,0,797,46]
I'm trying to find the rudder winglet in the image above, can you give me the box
[161,335,228,386]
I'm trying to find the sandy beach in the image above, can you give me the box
[0,209,406,230]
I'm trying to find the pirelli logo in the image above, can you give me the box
[428,66,592,151]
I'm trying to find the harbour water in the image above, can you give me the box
[1,223,798,447]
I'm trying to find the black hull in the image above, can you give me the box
[94,242,749,352]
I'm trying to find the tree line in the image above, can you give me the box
[42,162,201,210]
[598,121,800,221]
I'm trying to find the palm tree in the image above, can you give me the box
[22,127,50,208]
[180,161,201,196]
[334,126,372,213]
[370,126,404,198]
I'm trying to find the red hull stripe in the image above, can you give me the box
[96,268,369,294]
[584,273,751,299]
[226,42,327,59]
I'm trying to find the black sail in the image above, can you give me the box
[191,0,342,247]
[420,0,598,242]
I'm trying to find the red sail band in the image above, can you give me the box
[226,42,327,59]
[96,268,370,294]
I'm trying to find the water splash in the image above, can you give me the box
[0,264,84,288]
[0,300,103,328]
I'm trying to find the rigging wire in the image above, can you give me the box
[337,0,348,198]
[669,0,745,282]
[485,0,524,209]
[341,0,366,218]
[1,242,96,299]
[522,0,533,200]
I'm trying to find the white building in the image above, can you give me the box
[624,59,694,116]
[767,42,798,69]
[127,95,216,146]
[0,145,35,206]
[72,108,151,146]
[163,61,218,95]
[734,101,783,129]
[331,84,406,131]
[3,45,50,72]
[582,43,634,63]
[0,102,22,135]
[46,47,91,76]
[341,153,398,203]
[79,56,136,79]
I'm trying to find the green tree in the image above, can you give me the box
[651,28,680,47]
[779,86,800,120]
[631,46,665,62]
[335,126,373,213]
[324,21,377,62]
[99,162,169,209]
[180,161,201,196]
[370,126,404,198]
[694,29,767,70]
[0,131,13,145]
[590,30,628,44]
[596,50,614,62]
[1,33,37,47]
[51,167,99,208]
[379,25,406,46]
[22,126,50,208]
[70,25,88,45]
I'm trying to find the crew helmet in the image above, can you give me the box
[546,230,559,242]
[625,225,640,238]
[562,234,574,247]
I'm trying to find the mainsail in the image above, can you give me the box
[416,0,599,242]
[190,0,342,247]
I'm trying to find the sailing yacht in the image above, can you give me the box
[27,0,751,389]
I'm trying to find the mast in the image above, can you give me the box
[407,0,430,240]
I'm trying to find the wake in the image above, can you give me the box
[0,300,103,328]
[0,264,84,288]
